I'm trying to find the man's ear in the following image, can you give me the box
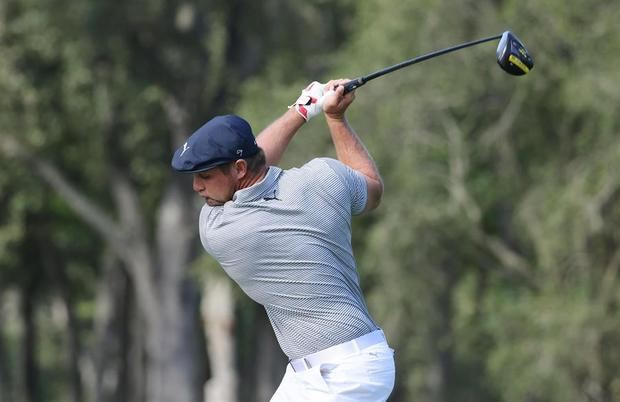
[233,159,248,179]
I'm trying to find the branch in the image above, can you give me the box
[479,90,525,179]
[162,95,191,150]
[2,135,163,328]
[600,247,620,304]
[1,135,125,253]
[437,119,536,288]
[443,115,481,223]
[476,231,537,288]
[109,167,148,242]
[160,96,202,283]
[479,89,525,149]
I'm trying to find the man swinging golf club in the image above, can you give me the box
[172,79,395,401]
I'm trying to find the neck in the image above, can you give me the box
[238,166,268,190]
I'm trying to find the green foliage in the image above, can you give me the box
[2,0,620,400]
[237,0,620,400]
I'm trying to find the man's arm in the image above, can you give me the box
[323,80,384,212]
[256,108,305,166]
[256,81,325,166]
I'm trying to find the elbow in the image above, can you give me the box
[364,177,384,212]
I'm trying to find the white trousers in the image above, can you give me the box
[270,341,395,401]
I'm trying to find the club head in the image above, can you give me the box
[496,31,534,76]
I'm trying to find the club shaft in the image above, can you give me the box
[344,33,503,93]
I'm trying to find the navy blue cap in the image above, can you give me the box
[171,115,259,173]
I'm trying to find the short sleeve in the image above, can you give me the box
[313,158,368,215]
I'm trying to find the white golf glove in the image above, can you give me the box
[289,81,326,121]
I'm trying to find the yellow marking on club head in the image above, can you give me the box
[508,54,530,74]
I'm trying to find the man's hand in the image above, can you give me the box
[289,81,326,121]
[322,79,356,121]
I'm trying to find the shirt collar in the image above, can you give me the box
[232,166,282,204]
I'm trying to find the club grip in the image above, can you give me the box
[343,78,365,94]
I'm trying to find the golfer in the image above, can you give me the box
[172,79,395,401]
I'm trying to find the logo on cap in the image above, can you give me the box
[180,142,190,157]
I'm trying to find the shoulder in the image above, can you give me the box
[278,158,336,182]
[288,158,346,187]
[296,158,368,214]
[299,157,348,175]
[302,157,365,185]
[199,202,223,229]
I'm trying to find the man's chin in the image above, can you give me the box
[205,198,224,206]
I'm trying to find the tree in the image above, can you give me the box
[1,0,359,401]
[237,0,620,400]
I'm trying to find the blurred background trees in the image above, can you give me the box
[1,0,619,401]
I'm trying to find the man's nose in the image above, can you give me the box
[192,176,204,192]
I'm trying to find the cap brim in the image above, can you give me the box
[170,143,260,173]
[171,158,234,173]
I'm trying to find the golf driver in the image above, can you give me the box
[342,30,533,93]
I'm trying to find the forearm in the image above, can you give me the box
[256,108,305,166]
[325,116,382,182]
[326,115,384,211]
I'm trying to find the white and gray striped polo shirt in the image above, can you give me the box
[199,157,379,359]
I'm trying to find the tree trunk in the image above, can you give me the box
[0,291,14,402]
[4,87,208,402]
[428,265,457,402]
[143,277,205,402]
[20,279,39,402]
[128,292,146,402]
[63,288,84,402]
[202,275,237,402]
[39,240,83,402]
[253,308,286,402]
[135,179,206,402]
[93,254,132,402]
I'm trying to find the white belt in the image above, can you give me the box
[289,329,386,373]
